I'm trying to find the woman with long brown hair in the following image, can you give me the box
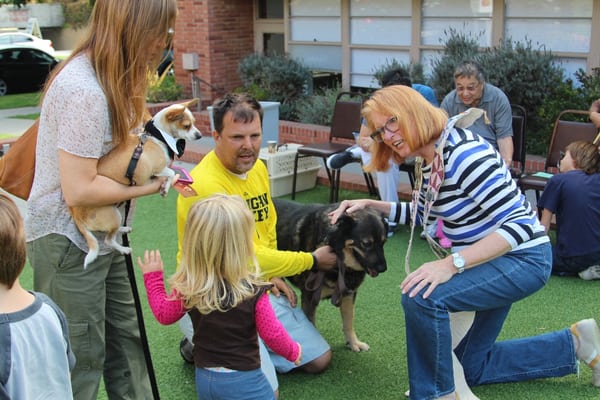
[25,0,178,398]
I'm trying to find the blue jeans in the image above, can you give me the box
[195,367,276,400]
[401,243,577,400]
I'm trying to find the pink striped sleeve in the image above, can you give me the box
[255,292,300,363]
[142,271,187,325]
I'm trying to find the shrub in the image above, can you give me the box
[238,53,311,120]
[428,28,482,101]
[532,68,600,155]
[146,75,182,103]
[294,85,340,126]
[478,37,564,120]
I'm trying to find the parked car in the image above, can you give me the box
[0,47,59,96]
[0,32,55,55]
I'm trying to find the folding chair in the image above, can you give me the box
[518,109,599,204]
[510,104,527,178]
[399,160,416,189]
[291,91,370,202]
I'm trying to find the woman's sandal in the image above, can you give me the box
[570,318,600,387]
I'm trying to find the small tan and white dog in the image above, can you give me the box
[70,98,201,268]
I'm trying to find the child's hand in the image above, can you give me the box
[294,342,303,366]
[137,249,164,274]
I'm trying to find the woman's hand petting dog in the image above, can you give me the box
[137,249,164,275]
[328,199,373,224]
[269,277,297,307]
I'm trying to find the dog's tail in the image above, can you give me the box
[69,205,122,269]
[71,214,100,269]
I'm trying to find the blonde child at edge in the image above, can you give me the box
[138,194,301,400]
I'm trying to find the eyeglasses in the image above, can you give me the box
[456,81,481,93]
[557,151,566,169]
[370,116,400,143]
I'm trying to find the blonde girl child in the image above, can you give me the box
[138,194,301,400]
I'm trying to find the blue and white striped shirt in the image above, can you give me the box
[392,127,548,251]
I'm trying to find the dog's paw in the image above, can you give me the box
[118,226,132,234]
[347,340,370,352]
[119,246,132,255]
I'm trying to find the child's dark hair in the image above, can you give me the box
[380,67,412,87]
[0,194,26,288]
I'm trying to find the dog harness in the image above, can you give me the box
[124,119,186,185]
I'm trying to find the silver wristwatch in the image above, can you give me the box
[452,252,466,274]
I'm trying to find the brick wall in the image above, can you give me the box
[174,0,255,108]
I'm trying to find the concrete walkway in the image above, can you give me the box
[0,107,40,137]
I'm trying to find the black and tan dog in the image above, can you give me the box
[273,198,388,352]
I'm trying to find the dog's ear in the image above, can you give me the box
[165,105,186,122]
[327,212,355,250]
[181,98,199,109]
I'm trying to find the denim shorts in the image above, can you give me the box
[267,293,330,373]
[195,367,275,400]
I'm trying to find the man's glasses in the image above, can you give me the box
[456,81,481,93]
[370,116,400,143]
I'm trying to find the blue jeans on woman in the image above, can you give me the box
[401,243,578,399]
[195,367,276,400]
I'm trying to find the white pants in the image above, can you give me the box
[350,146,400,203]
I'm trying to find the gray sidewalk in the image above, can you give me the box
[0,107,41,216]
[0,107,40,137]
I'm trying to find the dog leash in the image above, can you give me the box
[122,200,161,399]
[303,258,350,307]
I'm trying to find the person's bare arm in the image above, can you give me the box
[589,99,600,128]
[540,208,553,233]
[497,136,514,168]
[59,150,165,207]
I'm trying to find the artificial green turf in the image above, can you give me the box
[18,185,600,399]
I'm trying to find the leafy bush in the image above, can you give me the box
[294,85,340,126]
[531,68,600,155]
[478,38,564,118]
[428,28,482,101]
[238,53,311,120]
[146,75,182,103]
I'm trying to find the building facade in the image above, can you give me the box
[174,0,600,101]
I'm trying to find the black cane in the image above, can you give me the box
[123,200,160,399]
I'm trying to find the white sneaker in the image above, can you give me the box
[579,265,600,281]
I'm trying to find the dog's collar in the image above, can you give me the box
[144,119,185,159]
[125,134,148,185]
